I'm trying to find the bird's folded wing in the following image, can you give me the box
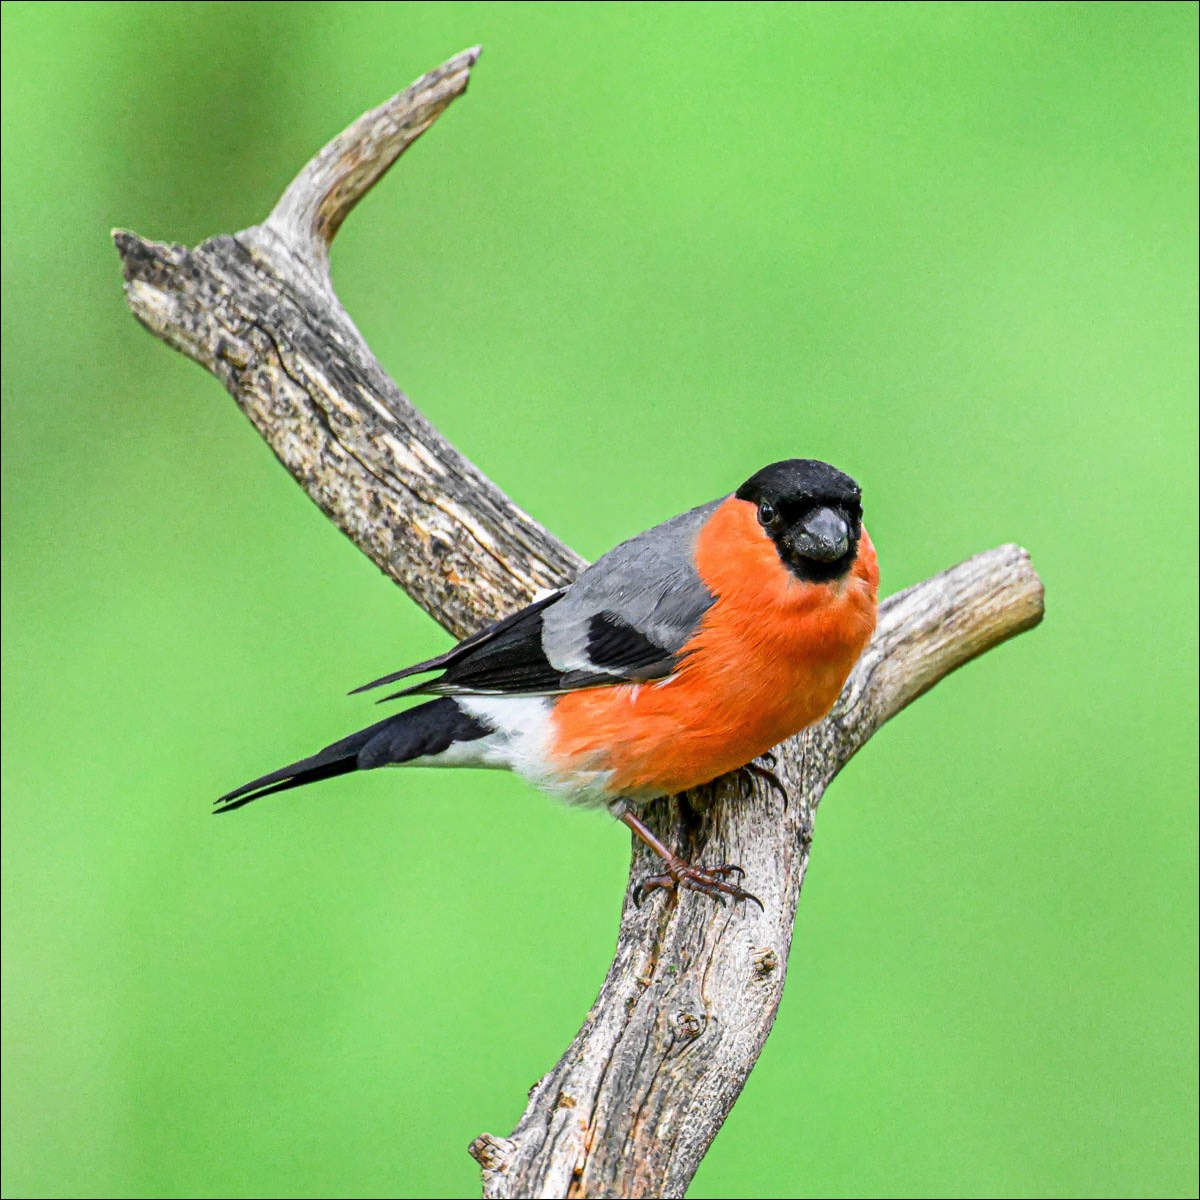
[354,499,722,701]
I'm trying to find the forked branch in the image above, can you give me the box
[114,49,1044,1199]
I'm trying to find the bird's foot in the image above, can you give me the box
[632,858,763,910]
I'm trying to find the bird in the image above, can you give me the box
[216,459,879,907]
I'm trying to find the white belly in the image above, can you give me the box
[399,695,616,808]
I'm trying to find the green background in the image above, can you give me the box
[3,3,1196,1197]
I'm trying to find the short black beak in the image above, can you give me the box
[791,506,850,562]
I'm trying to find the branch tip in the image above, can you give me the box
[261,45,483,263]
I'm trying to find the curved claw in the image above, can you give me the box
[741,762,788,804]
[632,872,672,908]
[706,863,745,880]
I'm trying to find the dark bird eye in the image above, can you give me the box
[758,502,777,526]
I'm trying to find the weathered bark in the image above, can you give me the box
[114,49,1044,1199]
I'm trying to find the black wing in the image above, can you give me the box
[349,589,576,700]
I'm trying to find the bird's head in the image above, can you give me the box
[735,459,865,583]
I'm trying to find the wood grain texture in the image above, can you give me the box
[114,50,1045,1199]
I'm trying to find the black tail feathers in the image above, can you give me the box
[214,698,490,814]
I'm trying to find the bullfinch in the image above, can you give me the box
[216,459,879,906]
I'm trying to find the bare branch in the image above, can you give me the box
[114,51,1044,1199]
[116,48,577,639]
[262,46,481,292]
[831,542,1045,762]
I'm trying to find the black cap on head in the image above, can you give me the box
[736,459,862,509]
[736,459,864,582]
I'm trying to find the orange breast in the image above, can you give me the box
[549,496,879,800]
